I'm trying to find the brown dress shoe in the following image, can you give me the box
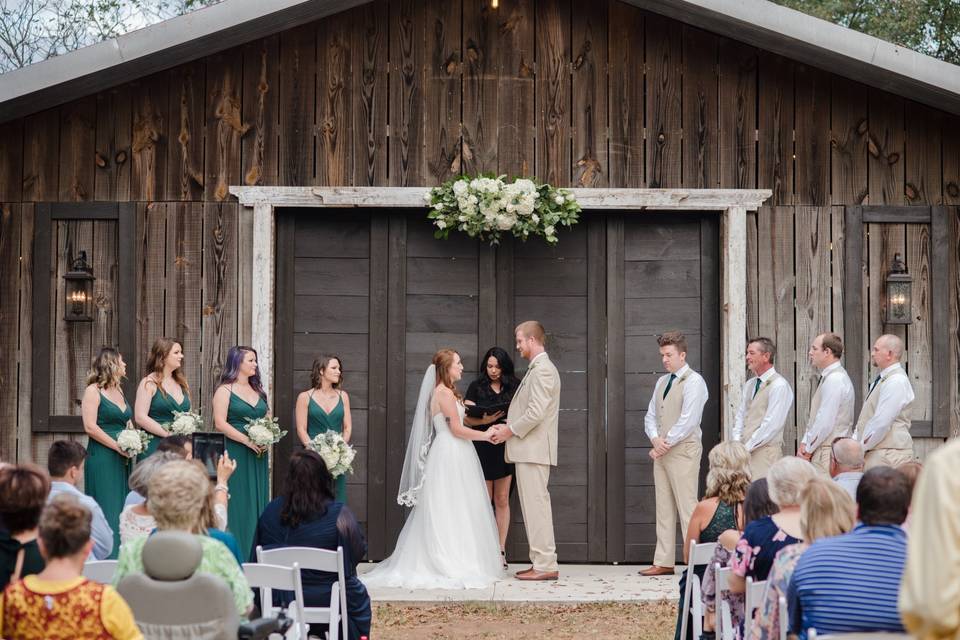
[639,565,675,577]
[516,569,559,581]
[514,567,536,578]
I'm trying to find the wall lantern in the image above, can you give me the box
[64,250,95,322]
[885,252,912,325]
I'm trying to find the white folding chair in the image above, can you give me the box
[778,595,788,640]
[716,564,735,640]
[257,545,348,640]
[808,631,911,640]
[744,577,767,640]
[679,540,718,640]
[242,562,309,640]
[83,559,118,583]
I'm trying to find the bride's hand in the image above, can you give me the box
[484,427,498,443]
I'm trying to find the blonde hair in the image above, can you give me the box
[704,441,752,505]
[86,347,125,388]
[800,477,856,541]
[147,460,209,531]
[515,320,546,345]
[767,456,817,507]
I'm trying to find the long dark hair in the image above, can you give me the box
[280,450,336,528]
[310,355,342,390]
[217,346,267,403]
[478,347,519,392]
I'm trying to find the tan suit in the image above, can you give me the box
[741,374,786,479]
[505,352,561,572]
[856,368,914,470]
[806,366,855,475]
[650,371,704,568]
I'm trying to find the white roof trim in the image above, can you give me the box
[1,0,960,121]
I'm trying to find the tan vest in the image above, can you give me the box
[808,367,855,448]
[855,368,913,450]
[654,372,695,443]
[743,373,784,445]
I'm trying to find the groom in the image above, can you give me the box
[491,320,560,581]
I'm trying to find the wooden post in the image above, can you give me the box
[721,206,748,438]
[251,203,275,406]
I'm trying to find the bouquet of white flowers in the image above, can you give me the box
[426,174,580,245]
[116,427,152,459]
[244,416,287,457]
[308,430,356,478]
[168,410,203,436]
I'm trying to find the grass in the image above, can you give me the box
[372,600,677,639]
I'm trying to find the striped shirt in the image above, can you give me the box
[787,524,907,639]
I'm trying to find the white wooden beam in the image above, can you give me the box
[721,206,748,439]
[251,203,275,409]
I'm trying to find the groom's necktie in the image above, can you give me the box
[662,373,677,399]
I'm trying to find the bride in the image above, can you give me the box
[361,349,504,589]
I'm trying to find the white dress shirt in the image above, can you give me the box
[800,361,855,451]
[48,481,114,560]
[643,364,709,446]
[857,362,915,451]
[732,367,794,451]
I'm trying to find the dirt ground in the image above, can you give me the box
[373,600,677,639]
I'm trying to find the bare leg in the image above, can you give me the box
[493,475,512,550]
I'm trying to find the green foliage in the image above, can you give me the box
[774,0,960,64]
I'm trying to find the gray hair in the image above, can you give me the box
[748,337,777,364]
[831,437,865,471]
[878,334,904,360]
[129,452,182,499]
[767,456,817,507]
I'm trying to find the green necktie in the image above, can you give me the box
[662,373,677,399]
[868,374,881,393]
[753,378,762,398]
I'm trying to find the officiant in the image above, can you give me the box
[464,347,520,565]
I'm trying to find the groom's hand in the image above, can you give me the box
[497,423,515,442]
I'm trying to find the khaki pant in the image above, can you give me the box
[514,462,559,572]
[810,446,833,476]
[653,440,702,568]
[749,444,782,479]
[864,447,914,470]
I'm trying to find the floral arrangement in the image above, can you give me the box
[426,175,580,245]
[117,427,152,458]
[244,416,287,457]
[167,410,203,436]
[308,430,356,478]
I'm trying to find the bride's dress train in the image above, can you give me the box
[361,403,503,589]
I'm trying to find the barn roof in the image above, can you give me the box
[1,0,959,122]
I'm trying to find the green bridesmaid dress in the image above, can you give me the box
[306,390,348,502]
[138,387,190,461]
[224,388,270,559]
[85,391,132,559]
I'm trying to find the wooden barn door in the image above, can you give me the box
[277,209,720,563]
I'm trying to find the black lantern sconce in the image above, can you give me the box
[885,252,912,325]
[64,250,95,322]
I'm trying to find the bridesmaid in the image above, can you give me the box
[212,345,270,558]
[134,337,191,460]
[80,347,134,558]
[295,355,352,503]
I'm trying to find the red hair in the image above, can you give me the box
[432,349,463,401]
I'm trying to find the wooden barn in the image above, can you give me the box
[0,0,958,563]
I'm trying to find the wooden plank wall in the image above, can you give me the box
[1,0,959,472]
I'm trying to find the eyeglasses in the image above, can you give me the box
[829,436,854,462]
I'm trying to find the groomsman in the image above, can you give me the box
[733,337,794,479]
[854,334,915,469]
[798,333,855,474]
[641,331,708,577]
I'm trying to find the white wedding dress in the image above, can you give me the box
[361,397,503,589]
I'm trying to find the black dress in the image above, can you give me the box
[465,378,517,481]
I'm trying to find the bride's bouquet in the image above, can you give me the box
[116,427,152,459]
[167,410,203,436]
[308,430,356,478]
[243,416,287,457]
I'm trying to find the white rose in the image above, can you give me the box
[436,219,447,229]
[423,191,433,203]
[544,225,555,235]
[531,213,539,223]
[434,203,444,211]
[453,180,468,196]
[554,195,564,205]
[566,193,575,202]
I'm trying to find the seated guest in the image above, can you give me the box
[897,460,922,529]
[118,452,180,545]
[114,460,252,618]
[900,440,960,639]
[751,477,855,640]
[702,478,779,637]
[788,467,911,638]
[674,441,750,640]
[0,495,141,640]
[731,456,816,591]
[123,436,191,508]
[195,457,241,565]
[829,437,864,500]
[253,449,371,640]
[0,464,50,588]
[46,440,114,560]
